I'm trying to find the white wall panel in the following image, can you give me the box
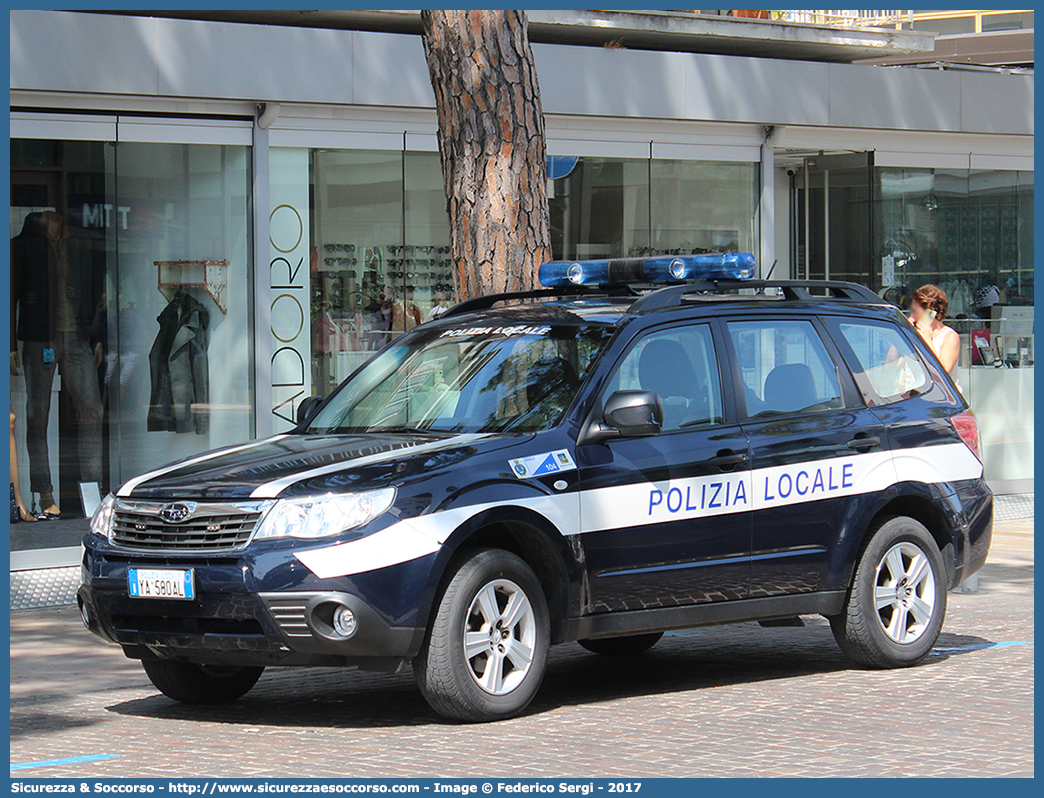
[546,138,650,159]
[269,128,404,151]
[351,32,435,108]
[684,54,831,126]
[652,141,761,162]
[405,132,439,152]
[969,153,1034,171]
[960,71,1035,136]
[116,118,252,146]
[777,125,1033,161]
[10,111,116,141]
[534,44,688,120]
[11,12,160,95]
[157,20,356,105]
[9,11,1035,139]
[875,151,970,169]
[829,63,963,132]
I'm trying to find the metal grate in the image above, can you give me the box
[111,500,268,552]
[10,567,81,611]
[993,493,1034,522]
[264,597,313,639]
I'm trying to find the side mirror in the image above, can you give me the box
[296,395,324,427]
[603,390,663,437]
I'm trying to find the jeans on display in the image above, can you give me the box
[21,332,103,495]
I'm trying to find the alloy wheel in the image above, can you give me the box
[463,579,536,695]
[874,541,937,644]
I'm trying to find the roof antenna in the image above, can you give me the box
[756,259,778,295]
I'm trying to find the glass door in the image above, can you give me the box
[10,138,116,536]
[10,119,255,558]
[793,152,875,288]
[109,140,254,482]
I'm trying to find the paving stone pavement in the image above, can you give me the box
[10,520,1033,779]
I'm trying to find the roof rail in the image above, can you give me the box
[628,279,883,313]
[439,279,883,321]
[441,286,635,319]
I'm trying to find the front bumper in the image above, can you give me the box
[79,537,436,670]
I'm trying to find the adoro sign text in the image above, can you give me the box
[269,149,312,431]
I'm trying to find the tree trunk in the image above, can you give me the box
[421,10,550,302]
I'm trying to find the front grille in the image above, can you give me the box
[112,500,269,552]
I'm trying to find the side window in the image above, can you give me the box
[837,320,932,404]
[728,319,843,418]
[604,324,724,431]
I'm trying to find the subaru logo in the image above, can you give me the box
[158,502,197,524]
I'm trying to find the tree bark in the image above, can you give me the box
[421,10,550,302]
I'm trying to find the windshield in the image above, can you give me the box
[307,323,614,435]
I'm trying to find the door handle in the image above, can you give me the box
[847,435,881,451]
[705,451,749,470]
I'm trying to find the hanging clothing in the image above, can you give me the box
[148,292,210,434]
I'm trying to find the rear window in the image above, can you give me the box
[835,320,932,404]
[728,319,844,418]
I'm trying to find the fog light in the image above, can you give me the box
[332,606,357,638]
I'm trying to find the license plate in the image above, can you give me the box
[128,568,195,600]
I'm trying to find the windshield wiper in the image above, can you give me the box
[302,425,454,436]
[383,426,457,436]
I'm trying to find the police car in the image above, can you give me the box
[79,253,992,722]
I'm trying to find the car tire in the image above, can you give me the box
[578,632,664,656]
[830,515,947,668]
[413,548,550,722]
[141,660,264,704]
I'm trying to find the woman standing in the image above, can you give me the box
[909,284,960,374]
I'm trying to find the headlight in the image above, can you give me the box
[91,493,116,539]
[254,488,397,540]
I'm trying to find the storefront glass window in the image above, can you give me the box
[110,142,254,482]
[404,152,454,324]
[10,137,254,550]
[548,157,650,259]
[299,149,762,408]
[876,166,1034,490]
[308,149,404,397]
[302,149,456,405]
[11,140,113,534]
[876,167,1034,311]
[650,160,759,256]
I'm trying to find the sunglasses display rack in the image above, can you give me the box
[319,243,457,309]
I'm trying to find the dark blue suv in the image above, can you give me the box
[80,258,992,722]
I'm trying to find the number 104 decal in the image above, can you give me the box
[509,450,577,479]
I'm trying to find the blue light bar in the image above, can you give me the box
[538,252,757,288]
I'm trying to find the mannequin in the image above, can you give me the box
[10,411,34,522]
[10,210,104,516]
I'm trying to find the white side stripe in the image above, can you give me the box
[892,443,984,485]
[294,442,983,579]
[117,435,289,497]
[248,433,493,499]
[295,493,578,580]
